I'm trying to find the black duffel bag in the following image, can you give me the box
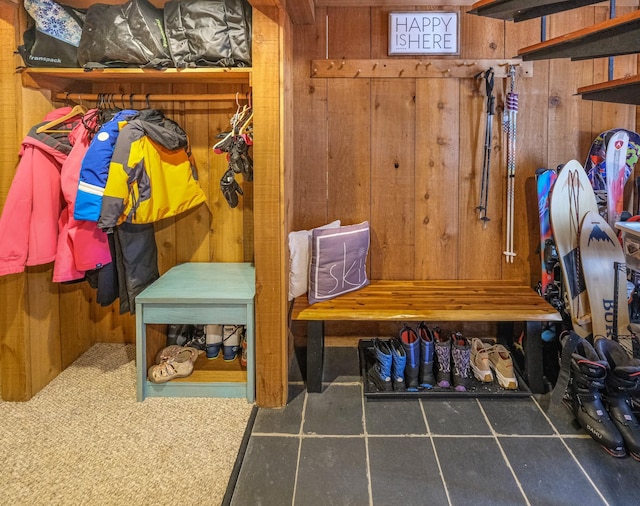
[164,0,252,68]
[18,0,85,67]
[77,0,172,69]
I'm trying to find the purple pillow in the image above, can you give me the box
[308,221,370,305]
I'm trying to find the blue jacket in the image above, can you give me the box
[74,109,138,221]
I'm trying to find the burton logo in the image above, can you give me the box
[587,224,615,246]
[615,140,624,150]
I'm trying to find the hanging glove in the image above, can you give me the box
[220,167,243,208]
[228,135,253,182]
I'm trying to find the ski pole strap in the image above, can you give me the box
[549,330,581,407]
[507,92,519,112]
[484,68,495,114]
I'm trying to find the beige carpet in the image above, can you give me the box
[0,343,254,506]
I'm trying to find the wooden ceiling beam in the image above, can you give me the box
[248,0,315,25]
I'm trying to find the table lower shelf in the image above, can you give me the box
[144,380,249,399]
[141,353,250,400]
[358,339,531,399]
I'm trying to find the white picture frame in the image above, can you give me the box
[389,12,459,56]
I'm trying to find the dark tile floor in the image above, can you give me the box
[229,347,640,505]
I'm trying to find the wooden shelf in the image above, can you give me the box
[19,67,252,92]
[577,74,640,104]
[468,0,603,22]
[171,355,247,383]
[519,10,640,61]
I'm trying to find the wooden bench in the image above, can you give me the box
[291,280,562,394]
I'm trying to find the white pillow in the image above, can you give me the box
[288,220,340,300]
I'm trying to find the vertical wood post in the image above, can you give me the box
[252,6,290,407]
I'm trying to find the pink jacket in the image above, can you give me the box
[0,108,111,279]
[53,109,112,282]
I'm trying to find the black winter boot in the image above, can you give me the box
[567,337,626,458]
[595,337,640,461]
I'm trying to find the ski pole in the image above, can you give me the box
[476,68,494,226]
[503,65,518,263]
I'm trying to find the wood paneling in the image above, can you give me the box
[290,4,638,340]
[0,3,259,399]
[370,78,416,279]
[293,7,329,230]
[415,78,460,279]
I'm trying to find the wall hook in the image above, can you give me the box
[339,60,346,69]
[355,69,361,77]
[372,62,378,70]
[327,61,334,70]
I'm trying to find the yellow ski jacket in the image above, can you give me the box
[98,110,206,231]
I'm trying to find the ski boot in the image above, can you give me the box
[368,339,393,392]
[389,339,407,392]
[566,337,626,458]
[416,322,436,389]
[399,325,420,391]
[594,337,640,461]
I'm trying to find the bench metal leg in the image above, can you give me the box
[307,320,324,393]
[525,321,545,394]
[497,321,544,394]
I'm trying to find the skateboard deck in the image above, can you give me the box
[549,160,598,339]
[580,211,629,340]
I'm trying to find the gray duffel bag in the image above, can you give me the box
[163,0,252,68]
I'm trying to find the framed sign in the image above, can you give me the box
[389,12,459,56]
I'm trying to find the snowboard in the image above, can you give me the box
[580,211,629,340]
[584,128,640,222]
[536,168,558,300]
[549,160,598,339]
[606,130,630,229]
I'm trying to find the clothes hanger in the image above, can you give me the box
[36,103,88,134]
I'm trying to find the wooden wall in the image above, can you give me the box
[2,0,639,404]
[0,1,256,400]
[291,3,637,288]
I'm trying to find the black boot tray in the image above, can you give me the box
[359,339,532,399]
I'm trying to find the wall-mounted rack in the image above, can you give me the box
[468,0,603,22]
[470,0,640,106]
[310,59,533,79]
[577,75,640,105]
[518,9,640,61]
